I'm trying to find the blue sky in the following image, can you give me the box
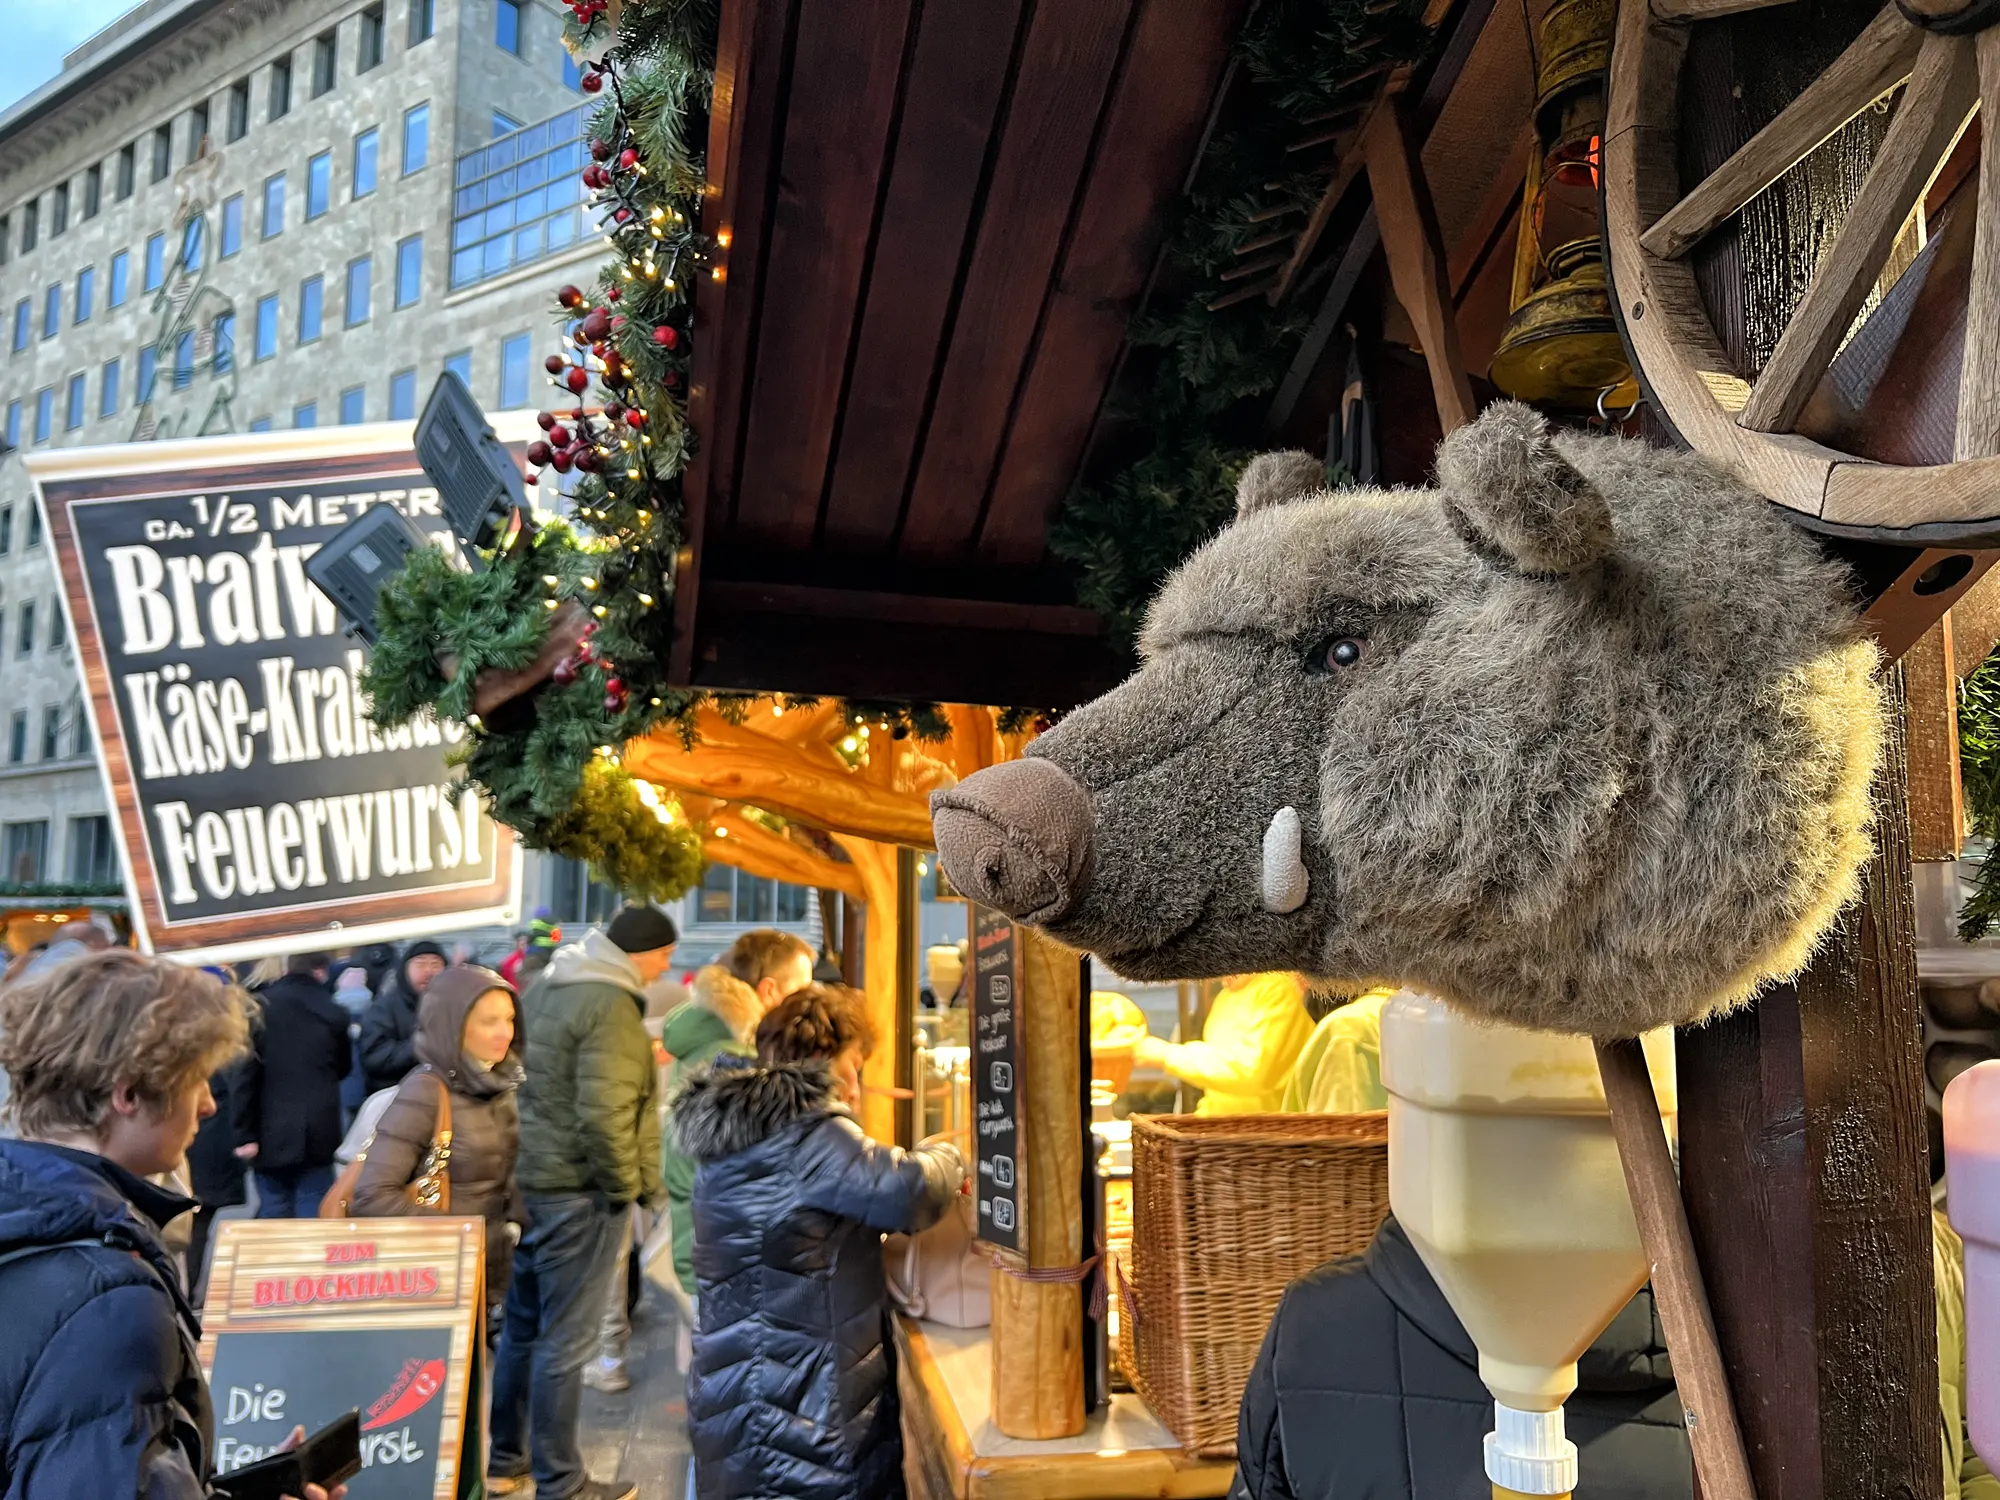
[2,1,141,114]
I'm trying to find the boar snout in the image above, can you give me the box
[930,758,1093,924]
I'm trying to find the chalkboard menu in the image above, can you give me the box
[971,903,1024,1252]
[201,1219,484,1500]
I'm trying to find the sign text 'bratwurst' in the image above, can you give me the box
[55,469,506,931]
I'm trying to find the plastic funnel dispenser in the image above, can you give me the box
[1381,992,1677,1498]
[1944,1059,2000,1463]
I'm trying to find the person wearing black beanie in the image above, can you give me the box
[488,907,674,1500]
[358,940,450,1095]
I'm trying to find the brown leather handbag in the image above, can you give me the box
[320,1068,453,1218]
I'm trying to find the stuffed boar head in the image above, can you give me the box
[932,403,1883,1037]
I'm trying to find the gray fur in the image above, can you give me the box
[1237,451,1328,518]
[944,403,1881,1038]
[671,1057,837,1163]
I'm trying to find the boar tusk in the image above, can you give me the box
[1262,806,1310,914]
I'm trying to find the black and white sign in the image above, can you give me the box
[971,903,1024,1252]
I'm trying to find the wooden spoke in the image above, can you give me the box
[1639,5,1920,261]
[1957,28,2000,459]
[1650,0,1797,17]
[1740,31,1978,435]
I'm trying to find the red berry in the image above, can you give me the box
[551,450,574,473]
[581,71,603,93]
[589,138,612,161]
[603,676,623,695]
[557,284,583,309]
[549,424,571,446]
[604,695,623,712]
[653,324,678,349]
[610,314,625,330]
[536,410,556,430]
[625,410,645,428]
[527,440,553,466]
[577,449,602,472]
[613,207,631,224]
[565,367,590,393]
[582,621,599,635]
[582,308,610,340]
[606,285,621,301]
[664,371,680,390]
[619,148,638,169]
[544,354,566,375]
[553,658,578,685]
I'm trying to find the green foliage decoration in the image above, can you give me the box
[1959,649,2000,940]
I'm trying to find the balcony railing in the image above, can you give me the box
[451,106,591,290]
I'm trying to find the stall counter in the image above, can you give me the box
[895,1315,1235,1500]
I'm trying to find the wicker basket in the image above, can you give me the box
[1118,1112,1389,1456]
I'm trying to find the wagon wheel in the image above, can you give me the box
[1603,0,2000,649]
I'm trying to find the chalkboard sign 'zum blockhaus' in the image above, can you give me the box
[23,426,527,962]
[971,903,1025,1253]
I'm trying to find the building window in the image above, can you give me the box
[33,388,52,444]
[116,143,135,200]
[100,357,120,418]
[307,152,331,218]
[262,172,285,238]
[6,720,27,770]
[4,820,48,879]
[26,508,40,549]
[696,865,814,925]
[51,183,68,236]
[249,416,272,432]
[255,294,279,360]
[340,386,366,424]
[270,56,292,121]
[444,350,472,387]
[314,31,338,96]
[299,275,323,342]
[499,333,530,407]
[228,79,250,142]
[144,232,165,292]
[403,103,430,174]
[492,110,522,139]
[3,405,16,452]
[20,201,36,253]
[214,313,235,373]
[389,368,417,420]
[137,345,157,403]
[152,125,172,183]
[563,52,583,91]
[41,284,59,339]
[82,164,101,220]
[0,213,8,265]
[40,707,61,761]
[11,300,27,352]
[353,128,379,197]
[346,256,371,326]
[188,101,209,162]
[496,0,522,54]
[65,374,84,430]
[451,107,588,289]
[360,5,385,70]
[173,331,194,389]
[221,194,243,256]
[295,401,318,429]
[47,604,63,650]
[76,266,94,323]
[180,216,203,273]
[69,816,116,885]
[17,601,33,657]
[109,250,129,307]
[410,0,435,44]
[396,234,422,308]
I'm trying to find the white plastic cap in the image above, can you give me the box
[1483,1402,1579,1495]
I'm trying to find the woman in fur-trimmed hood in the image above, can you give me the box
[673,986,964,1500]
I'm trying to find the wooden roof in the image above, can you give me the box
[671,0,1250,708]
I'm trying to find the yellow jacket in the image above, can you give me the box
[1155,973,1313,1116]
[1282,991,1393,1114]
[1937,1210,2000,1500]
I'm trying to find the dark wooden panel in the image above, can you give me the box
[975,0,1248,568]
[894,0,1136,563]
[700,579,1103,635]
[672,0,797,682]
[727,0,919,552]
[1678,667,1939,1500]
[818,0,1027,554]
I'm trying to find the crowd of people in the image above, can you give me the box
[0,907,963,1500]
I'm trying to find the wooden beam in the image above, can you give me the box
[1955,28,2000,460]
[623,731,938,847]
[1676,668,1940,1500]
[701,812,866,899]
[1361,97,1477,433]
[1952,565,2000,677]
[832,833,902,1143]
[1904,615,1964,860]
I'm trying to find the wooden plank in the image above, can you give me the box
[976,0,1249,567]
[1596,1038,1756,1500]
[1265,208,1379,433]
[672,0,793,684]
[818,0,1026,554]
[1956,29,2000,459]
[1266,148,1369,306]
[1903,614,1964,860]
[1448,124,1531,297]
[1676,668,1940,1500]
[1638,5,1919,262]
[699,580,1103,635]
[1740,32,1978,435]
[726,0,918,552]
[1361,96,1476,433]
[1953,565,2000,676]
[896,0,1135,563]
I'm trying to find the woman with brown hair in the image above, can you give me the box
[0,950,346,1499]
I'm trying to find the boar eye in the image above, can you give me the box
[1306,636,1365,674]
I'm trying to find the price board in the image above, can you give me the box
[970,903,1024,1252]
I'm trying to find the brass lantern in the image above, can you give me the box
[1487,0,1638,411]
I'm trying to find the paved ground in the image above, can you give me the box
[576,1291,696,1499]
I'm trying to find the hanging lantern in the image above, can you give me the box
[1487,0,1639,411]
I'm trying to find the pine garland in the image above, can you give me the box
[1959,649,2000,940]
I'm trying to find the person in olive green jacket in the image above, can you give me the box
[489,905,675,1500]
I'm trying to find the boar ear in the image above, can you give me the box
[1236,451,1326,518]
[1436,402,1612,576]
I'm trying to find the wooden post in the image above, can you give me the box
[990,926,1085,1440]
[1676,666,1939,1500]
[895,846,920,1147]
[1905,616,1964,862]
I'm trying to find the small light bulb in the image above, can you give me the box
[593,605,607,617]
[637,592,654,606]
[715,825,728,838]
[543,598,558,610]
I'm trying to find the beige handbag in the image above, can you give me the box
[321,1068,452,1219]
[884,1133,989,1328]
